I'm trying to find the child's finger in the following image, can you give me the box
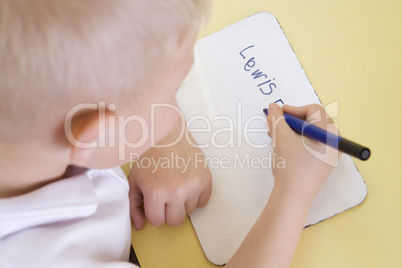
[165,201,186,227]
[282,104,320,119]
[131,207,146,230]
[129,182,146,230]
[266,103,291,136]
[283,104,330,122]
[197,176,212,208]
[185,197,199,215]
[283,104,337,133]
[143,193,166,227]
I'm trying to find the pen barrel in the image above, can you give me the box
[338,138,371,161]
[283,113,370,160]
[284,113,340,147]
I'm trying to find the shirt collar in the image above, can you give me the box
[0,172,97,239]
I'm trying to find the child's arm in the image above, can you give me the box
[226,103,340,268]
[128,118,212,230]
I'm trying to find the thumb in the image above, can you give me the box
[266,103,289,138]
[129,179,146,230]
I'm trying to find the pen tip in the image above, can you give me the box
[263,108,268,116]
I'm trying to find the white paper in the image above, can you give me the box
[176,12,367,265]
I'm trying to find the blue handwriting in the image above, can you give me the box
[240,45,284,105]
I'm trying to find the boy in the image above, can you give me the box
[0,0,339,267]
[0,1,212,267]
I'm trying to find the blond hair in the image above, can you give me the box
[0,0,212,142]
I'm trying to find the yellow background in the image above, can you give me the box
[128,0,402,267]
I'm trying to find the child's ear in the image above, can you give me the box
[68,109,115,167]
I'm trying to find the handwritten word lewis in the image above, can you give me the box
[239,45,277,95]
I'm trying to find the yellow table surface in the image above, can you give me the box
[127,0,402,267]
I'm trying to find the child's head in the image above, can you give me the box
[0,0,212,184]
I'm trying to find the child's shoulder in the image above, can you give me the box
[0,167,133,267]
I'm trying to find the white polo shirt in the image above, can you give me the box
[0,167,138,268]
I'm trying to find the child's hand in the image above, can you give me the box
[128,121,212,230]
[267,103,341,203]
[226,104,340,268]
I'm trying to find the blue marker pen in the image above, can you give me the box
[263,108,370,160]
